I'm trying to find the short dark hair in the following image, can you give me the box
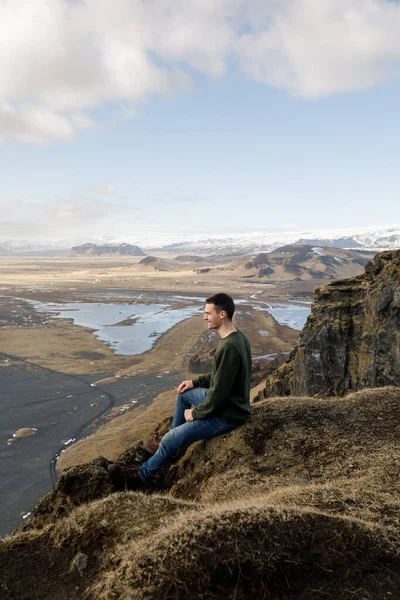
[206,293,235,320]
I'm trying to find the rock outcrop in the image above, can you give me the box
[187,350,214,373]
[70,243,146,256]
[259,249,400,398]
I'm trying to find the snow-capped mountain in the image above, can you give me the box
[1,226,400,256]
[146,227,400,255]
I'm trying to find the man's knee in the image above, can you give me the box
[160,428,180,452]
[176,391,191,407]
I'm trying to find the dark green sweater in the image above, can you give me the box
[192,329,252,425]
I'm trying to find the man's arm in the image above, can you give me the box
[191,345,239,420]
[192,373,212,389]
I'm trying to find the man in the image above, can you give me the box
[108,292,252,490]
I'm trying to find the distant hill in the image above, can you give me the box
[134,255,176,272]
[70,243,146,256]
[173,255,204,263]
[0,244,68,257]
[211,245,376,281]
[294,237,362,248]
[146,227,400,255]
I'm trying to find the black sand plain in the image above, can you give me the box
[0,351,179,537]
[0,295,181,537]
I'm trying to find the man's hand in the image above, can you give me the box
[177,380,194,394]
[184,409,194,422]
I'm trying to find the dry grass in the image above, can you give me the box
[57,388,178,468]
[48,492,195,551]
[164,388,400,509]
[92,502,399,600]
[1,386,399,599]
[0,316,134,375]
[0,255,267,293]
[3,495,398,599]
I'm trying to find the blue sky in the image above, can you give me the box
[1,0,400,246]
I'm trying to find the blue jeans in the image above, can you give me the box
[138,387,236,480]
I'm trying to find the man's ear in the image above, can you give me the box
[220,309,227,320]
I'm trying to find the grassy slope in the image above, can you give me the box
[1,386,399,599]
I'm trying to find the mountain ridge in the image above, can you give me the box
[205,245,376,282]
[2,226,400,255]
[146,226,400,255]
[70,243,146,256]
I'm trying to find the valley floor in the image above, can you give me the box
[1,257,399,599]
[0,256,303,535]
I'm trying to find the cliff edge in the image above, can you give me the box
[259,249,400,398]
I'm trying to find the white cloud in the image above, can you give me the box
[237,0,400,97]
[0,103,76,143]
[0,194,129,240]
[1,0,400,142]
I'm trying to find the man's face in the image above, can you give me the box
[203,303,225,330]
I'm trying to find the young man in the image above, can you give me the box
[108,292,252,490]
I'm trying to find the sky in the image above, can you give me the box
[1,0,400,248]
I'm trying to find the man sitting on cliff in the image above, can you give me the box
[108,292,252,490]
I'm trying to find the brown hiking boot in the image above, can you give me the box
[107,463,145,491]
[142,439,159,455]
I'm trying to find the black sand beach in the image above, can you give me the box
[0,352,179,537]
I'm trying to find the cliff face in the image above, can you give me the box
[260,249,400,398]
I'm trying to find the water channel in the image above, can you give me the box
[31,294,312,356]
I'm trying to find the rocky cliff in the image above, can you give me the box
[259,249,400,398]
